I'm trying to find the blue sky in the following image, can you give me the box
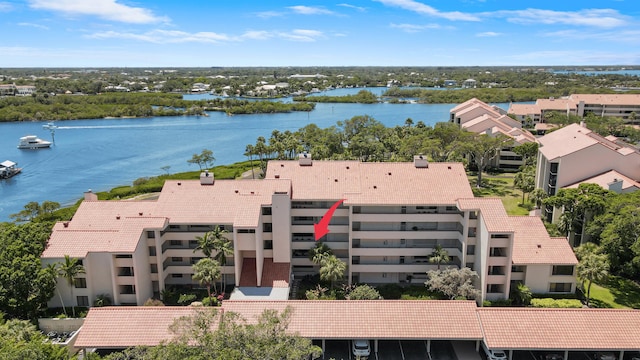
[0,0,638,67]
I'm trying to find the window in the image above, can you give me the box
[511,265,526,273]
[170,240,181,246]
[119,285,135,294]
[171,274,183,278]
[117,267,134,276]
[352,256,360,265]
[552,265,574,276]
[489,247,507,257]
[262,207,272,215]
[191,257,203,265]
[148,246,156,256]
[263,223,272,233]
[466,245,475,255]
[549,282,572,292]
[76,296,89,307]
[76,259,83,266]
[263,240,273,250]
[171,257,183,262]
[468,227,477,237]
[399,256,405,264]
[147,231,155,238]
[382,273,387,278]
[491,234,510,239]
[486,284,503,293]
[74,278,87,288]
[150,264,158,273]
[115,254,132,259]
[488,266,505,276]
[237,229,256,234]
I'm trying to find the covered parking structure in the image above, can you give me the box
[222,300,484,357]
[478,308,640,360]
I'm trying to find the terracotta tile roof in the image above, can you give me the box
[571,93,640,106]
[564,170,640,192]
[508,103,540,116]
[536,97,575,111]
[478,308,640,350]
[538,123,600,160]
[75,307,210,348]
[154,179,290,227]
[509,216,577,265]
[538,123,639,161]
[222,300,483,340]
[266,161,473,205]
[457,198,513,233]
[450,98,485,114]
[42,201,167,258]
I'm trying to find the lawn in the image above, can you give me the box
[468,172,533,216]
[586,277,640,309]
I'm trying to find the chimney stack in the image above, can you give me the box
[299,153,312,166]
[84,189,98,201]
[200,170,214,185]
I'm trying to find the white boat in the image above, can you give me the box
[0,160,21,179]
[17,135,52,149]
[42,122,58,130]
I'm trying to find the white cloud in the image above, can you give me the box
[28,0,168,24]
[287,5,335,15]
[0,2,13,11]
[87,28,326,44]
[337,3,366,12]
[476,31,501,37]
[542,29,640,44]
[277,29,325,42]
[18,22,50,30]
[493,8,628,28]
[374,0,480,21]
[254,11,284,19]
[390,23,447,33]
[87,29,230,44]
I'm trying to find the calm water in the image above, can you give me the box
[0,88,511,221]
[553,69,640,76]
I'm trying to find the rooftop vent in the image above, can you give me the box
[414,155,429,168]
[299,153,312,166]
[139,212,143,216]
[235,190,239,193]
[63,222,69,228]
[84,189,98,202]
[607,178,623,194]
[388,172,392,176]
[334,179,338,182]
[373,185,377,189]
[116,215,121,220]
[177,182,181,186]
[275,174,280,179]
[200,170,214,185]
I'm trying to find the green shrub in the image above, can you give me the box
[531,298,583,308]
[483,299,513,307]
[376,284,403,299]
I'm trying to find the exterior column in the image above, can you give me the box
[619,351,625,360]
[426,339,431,353]
[322,339,325,359]
[509,350,513,360]
[564,350,568,360]
[374,339,379,353]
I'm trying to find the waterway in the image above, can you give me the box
[0,88,512,221]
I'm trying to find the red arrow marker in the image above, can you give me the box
[314,199,345,241]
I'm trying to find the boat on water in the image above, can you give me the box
[17,135,52,149]
[42,122,58,130]
[0,160,21,179]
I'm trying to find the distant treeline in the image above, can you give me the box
[382,86,639,104]
[0,93,315,122]
[293,90,379,103]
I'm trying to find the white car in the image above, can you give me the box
[352,339,371,358]
[595,353,616,360]
[482,343,507,360]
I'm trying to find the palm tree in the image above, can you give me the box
[45,263,66,317]
[309,242,332,266]
[194,231,216,258]
[429,244,450,270]
[57,255,85,317]
[510,283,532,306]
[319,255,346,289]
[529,188,548,209]
[212,234,233,293]
[192,258,221,299]
[244,144,255,179]
[577,253,609,307]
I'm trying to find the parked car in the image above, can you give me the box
[595,353,616,360]
[352,339,371,358]
[482,342,507,360]
[544,353,563,360]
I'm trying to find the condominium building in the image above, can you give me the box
[450,98,536,170]
[535,123,640,244]
[42,156,576,308]
[509,94,640,123]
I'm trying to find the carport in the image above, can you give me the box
[477,308,640,360]
[224,300,484,359]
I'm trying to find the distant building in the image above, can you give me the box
[535,122,640,244]
[509,94,640,123]
[450,98,536,170]
[462,79,477,88]
[444,79,457,87]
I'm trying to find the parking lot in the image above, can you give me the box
[315,339,459,360]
